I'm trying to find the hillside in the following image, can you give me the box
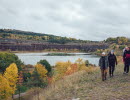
[19,57,130,100]
[0,29,95,44]
[0,29,109,52]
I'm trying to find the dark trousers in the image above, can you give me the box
[124,63,130,73]
[101,69,108,81]
[109,64,115,76]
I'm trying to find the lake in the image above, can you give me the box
[15,52,100,66]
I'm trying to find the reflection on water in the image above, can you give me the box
[15,52,100,66]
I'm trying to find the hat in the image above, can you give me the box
[102,52,106,55]
[125,46,128,49]
[111,50,114,53]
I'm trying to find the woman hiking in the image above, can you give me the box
[99,52,109,81]
[123,47,130,74]
[108,50,117,77]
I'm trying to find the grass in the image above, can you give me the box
[46,53,75,56]
[20,58,130,100]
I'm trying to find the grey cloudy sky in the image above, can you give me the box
[0,0,130,41]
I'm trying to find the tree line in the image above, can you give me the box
[0,29,93,44]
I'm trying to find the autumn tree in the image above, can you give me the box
[4,63,18,95]
[54,61,72,80]
[117,37,128,45]
[35,64,48,79]
[105,37,128,45]
[0,74,12,99]
[55,61,71,75]
[37,60,52,75]
[28,64,48,87]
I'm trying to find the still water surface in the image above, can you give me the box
[15,52,100,66]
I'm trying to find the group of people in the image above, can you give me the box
[99,47,130,81]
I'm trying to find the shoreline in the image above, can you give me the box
[0,50,89,54]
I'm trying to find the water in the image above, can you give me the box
[15,52,100,66]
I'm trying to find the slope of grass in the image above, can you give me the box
[21,59,130,100]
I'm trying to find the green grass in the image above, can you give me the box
[46,53,75,56]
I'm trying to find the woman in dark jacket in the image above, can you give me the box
[108,50,117,77]
[123,47,130,74]
[99,52,109,81]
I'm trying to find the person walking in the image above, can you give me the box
[99,52,109,81]
[108,50,117,77]
[123,47,130,74]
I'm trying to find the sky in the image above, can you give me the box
[0,0,130,41]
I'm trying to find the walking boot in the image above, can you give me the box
[109,74,112,78]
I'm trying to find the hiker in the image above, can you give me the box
[99,52,109,81]
[123,47,130,74]
[108,50,117,77]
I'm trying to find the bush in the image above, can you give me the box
[54,59,94,81]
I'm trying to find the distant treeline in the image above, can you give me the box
[105,37,130,45]
[0,29,98,44]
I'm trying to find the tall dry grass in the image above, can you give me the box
[23,66,98,100]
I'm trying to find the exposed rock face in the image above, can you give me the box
[0,42,109,52]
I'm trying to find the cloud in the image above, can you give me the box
[0,0,130,41]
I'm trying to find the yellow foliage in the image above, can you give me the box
[75,58,88,71]
[35,64,48,79]
[54,61,72,80]
[0,74,12,99]
[55,61,71,74]
[4,63,18,94]
[54,59,96,81]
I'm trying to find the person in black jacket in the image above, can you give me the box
[99,52,109,81]
[123,47,130,74]
[108,50,117,77]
